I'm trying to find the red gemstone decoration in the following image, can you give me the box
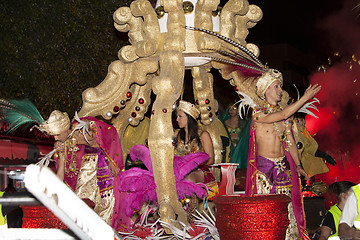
[162,108,167,113]
[196,100,199,105]
[208,112,213,117]
[139,98,144,104]
[235,86,239,91]
[126,92,132,98]
[131,112,137,117]
[205,99,210,104]
[113,106,120,112]
[152,110,155,115]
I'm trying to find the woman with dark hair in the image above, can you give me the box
[174,100,215,183]
[319,181,356,240]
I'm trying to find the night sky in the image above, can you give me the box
[213,0,360,105]
[247,0,344,58]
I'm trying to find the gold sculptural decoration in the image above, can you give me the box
[78,0,263,228]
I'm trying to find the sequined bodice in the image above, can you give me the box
[174,135,203,156]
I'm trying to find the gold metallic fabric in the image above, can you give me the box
[75,153,115,225]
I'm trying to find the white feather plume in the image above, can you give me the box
[192,210,220,240]
[159,210,220,240]
[36,149,56,167]
[293,84,300,101]
[235,91,257,119]
[159,220,193,239]
[68,112,90,143]
[298,98,320,118]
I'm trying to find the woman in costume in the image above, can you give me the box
[319,181,356,240]
[116,100,215,218]
[223,104,244,149]
[220,103,250,170]
[219,103,251,189]
[174,100,215,184]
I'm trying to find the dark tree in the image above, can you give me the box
[0,0,133,118]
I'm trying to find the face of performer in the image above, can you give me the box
[176,110,188,129]
[54,131,68,142]
[228,105,238,117]
[265,80,283,104]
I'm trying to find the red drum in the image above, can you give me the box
[214,194,291,240]
[21,205,68,229]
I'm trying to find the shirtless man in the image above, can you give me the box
[245,69,321,240]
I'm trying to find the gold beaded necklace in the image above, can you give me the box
[263,101,291,151]
[64,132,80,178]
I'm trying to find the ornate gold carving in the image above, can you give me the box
[78,0,263,230]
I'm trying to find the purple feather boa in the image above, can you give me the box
[118,145,208,217]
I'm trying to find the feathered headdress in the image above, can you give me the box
[0,99,91,137]
[186,26,319,118]
[0,99,45,132]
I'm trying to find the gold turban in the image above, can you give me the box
[256,69,283,100]
[39,110,70,135]
[177,100,200,120]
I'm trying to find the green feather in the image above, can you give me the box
[0,99,45,133]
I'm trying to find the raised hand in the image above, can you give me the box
[302,84,321,101]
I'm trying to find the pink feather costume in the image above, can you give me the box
[117,144,208,217]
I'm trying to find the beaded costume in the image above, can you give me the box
[174,131,216,185]
[52,116,129,230]
[0,101,130,231]
[186,27,318,239]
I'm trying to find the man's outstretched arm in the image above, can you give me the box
[254,84,321,124]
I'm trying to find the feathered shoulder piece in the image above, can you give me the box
[0,99,45,133]
[235,91,257,119]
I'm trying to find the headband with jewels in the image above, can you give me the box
[177,100,200,120]
[39,110,71,135]
[256,69,283,100]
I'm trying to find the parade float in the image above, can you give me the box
[0,0,310,239]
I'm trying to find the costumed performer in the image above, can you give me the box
[40,111,130,230]
[338,183,360,239]
[220,103,250,169]
[219,103,251,189]
[319,181,355,240]
[244,70,321,240]
[116,100,216,218]
[174,100,216,186]
[185,26,321,240]
[0,100,129,230]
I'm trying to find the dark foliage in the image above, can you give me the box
[0,0,133,118]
